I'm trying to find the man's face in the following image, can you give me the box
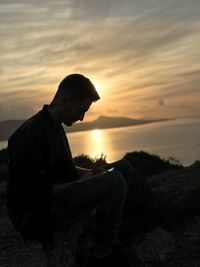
[61,96,92,126]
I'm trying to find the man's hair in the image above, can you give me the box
[52,74,100,104]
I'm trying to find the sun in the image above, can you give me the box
[93,82,101,94]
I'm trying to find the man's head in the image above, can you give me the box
[50,74,100,126]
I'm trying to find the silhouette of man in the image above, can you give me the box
[6,74,133,266]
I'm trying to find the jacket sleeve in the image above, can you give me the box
[7,123,53,231]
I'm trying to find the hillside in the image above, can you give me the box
[65,115,164,133]
[1,149,200,266]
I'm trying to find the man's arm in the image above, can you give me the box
[53,165,110,194]
[7,124,54,231]
[53,166,93,194]
[75,165,109,177]
[75,165,93,176]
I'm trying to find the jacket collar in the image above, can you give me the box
[39,104,61,130]
[37,105,64,164]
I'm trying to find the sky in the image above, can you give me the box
[0,0,200,121]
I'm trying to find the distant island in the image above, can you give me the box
[64,115,166,133]
[0,115,166,140]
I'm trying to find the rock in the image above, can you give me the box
[146,164,200,226]
[133,228,175,266]
[43,215,94,267]
[0,214,94,267]
[0,217,94,267]
[1,152,200,267]
[0,231,46,267]
[0,187,46,267]
[0,180,95,267]
[170,216,200,267]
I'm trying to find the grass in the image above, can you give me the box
[0,148,183,183]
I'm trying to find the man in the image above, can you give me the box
[6,74,133,267]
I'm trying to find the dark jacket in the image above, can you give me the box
[6,105,79,243]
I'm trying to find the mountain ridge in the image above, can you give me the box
[0,115,166,140]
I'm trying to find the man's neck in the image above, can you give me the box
[47,104,61,126]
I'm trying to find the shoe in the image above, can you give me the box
[85,244,130,267]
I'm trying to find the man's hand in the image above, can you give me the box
[92,166,107,174]
[75,166,92,176]
[76,165,108,180]
[80,167,108,180]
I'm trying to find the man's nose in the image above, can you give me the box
[79,113,85,121]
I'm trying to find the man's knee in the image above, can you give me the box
[121,158,133,172]
[108,170,127,196]
[119,158,134,183]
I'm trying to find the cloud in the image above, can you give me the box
[0,0,200,120]
[158,99,165,106]
[70,0,112,20]
[106,108,119,114]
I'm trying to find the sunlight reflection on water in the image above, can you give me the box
[1,117,200,166]
[67,117,200,166]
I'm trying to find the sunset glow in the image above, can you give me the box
[90,129,106,158]
[0,0,200,121]
[93,82,102,95]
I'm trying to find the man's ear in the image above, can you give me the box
[61,90,73,105]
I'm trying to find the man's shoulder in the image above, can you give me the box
[19,112,45,133]
[8,109,47,145]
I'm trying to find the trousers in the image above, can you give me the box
[51,158,133,257]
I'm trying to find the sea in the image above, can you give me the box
[0,117,200,166]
